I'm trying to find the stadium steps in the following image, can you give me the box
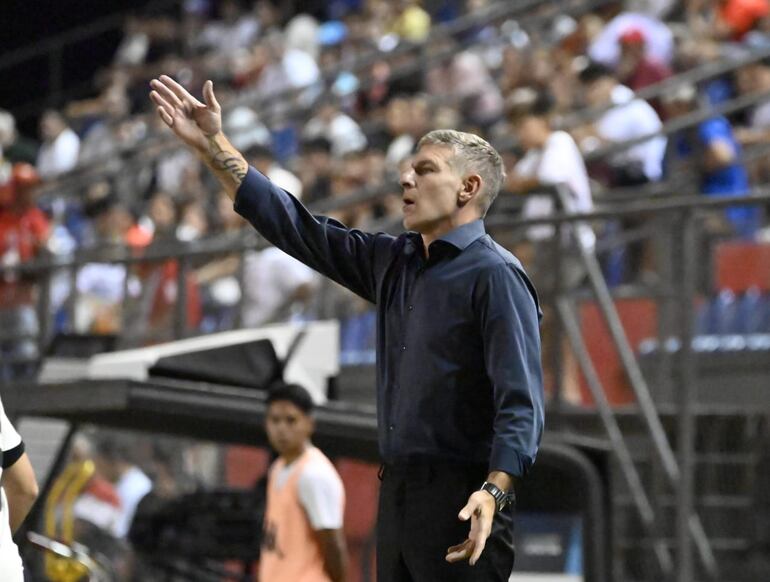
[605,414,764,581]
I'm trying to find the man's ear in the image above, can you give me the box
[458,174,482,206]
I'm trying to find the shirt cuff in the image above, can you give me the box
[2,442,25,469]
[488,444,533,478]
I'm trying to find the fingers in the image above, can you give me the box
[202,80,221,112]
[156,106,173,127]
[469,534,487,566]
[158,74,204,107]
[468,511,493,566]
[150,91,175,127]
[445,539,473,563]
[150,79,184,110]
[458,497,478,521]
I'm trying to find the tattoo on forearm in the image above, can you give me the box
[207,136,247,184]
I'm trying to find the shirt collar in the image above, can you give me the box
[405,220,486,255]
[436,219,486,251]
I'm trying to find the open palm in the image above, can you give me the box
[150,75,221,152]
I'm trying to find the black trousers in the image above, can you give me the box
[376,460,515,582]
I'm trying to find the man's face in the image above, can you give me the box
[584,78,613,108]
[515,116,547,151]
[400,144,466,232]
[265,401,313,457]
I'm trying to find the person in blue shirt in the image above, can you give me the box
[149,75,544,581]
[663,84,760,239]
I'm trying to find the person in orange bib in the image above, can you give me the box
[260,383,348,582]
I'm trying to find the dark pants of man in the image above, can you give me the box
[377,460,515,582]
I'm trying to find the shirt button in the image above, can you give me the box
[389,424,395,431]
[401,345,406,351]
[407,305,414,311]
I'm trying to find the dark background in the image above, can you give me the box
[1,0,173,136]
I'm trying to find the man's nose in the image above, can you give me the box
[400,169,415,190]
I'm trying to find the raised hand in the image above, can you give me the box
[150,75,247,196]
[150,76,222,153]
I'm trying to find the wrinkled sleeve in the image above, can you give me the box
[234,168,394,303]
[476,263,544,477]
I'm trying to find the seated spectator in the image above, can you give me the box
[0,164,49,380]
[241,248,319,328]
[588,6,674,68]
[662,84,760,240]
[94,437,153,540]
[391,0,431,43]
[303,98,367,156]
[36,110,80,180]
[577,62,666,186]
[507,92,595,288]
[246,144,303,199]
[614,28,672,116]
[714,0,770,41]
[297,137,334,205]
[507,93,594,404]
[0,110,37,165]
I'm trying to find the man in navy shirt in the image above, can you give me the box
[150,75,544,581]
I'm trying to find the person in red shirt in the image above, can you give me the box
[717,0,770,40]
[615,28,672,118]
[0,163,50,379]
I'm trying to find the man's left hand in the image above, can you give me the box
[445,490,496,566]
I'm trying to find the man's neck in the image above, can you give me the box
[281,442,310,466]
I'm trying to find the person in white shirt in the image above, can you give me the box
[93,437,152,539]
[0,395,39,582]
[36,110,80,179]
[261,382,347,582]
[246,144,304,200]
[578,62,666,185]
[242,246,319,328]
[507,92,594,405]
[508,92,596,259]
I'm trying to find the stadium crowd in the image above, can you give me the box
[2,0,770,366]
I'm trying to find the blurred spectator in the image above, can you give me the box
[94,437,153,539]
[588,7,674,68]
[70,434,123,538]
[36,110,80,179]
[303,98,367,156]
[0,164,48,380]
[74,191,148,335]
[195,0,259,57]
[450,51,505,127]
[384,95,430,169]
[246,144,303,198]
[177,200,209,242]
[577,62,666,185]
[735,60,770,184]
[195,196,245,332]
[297,137,334,205]
[507,92,595,281]
[663,84,760,239]
[615,28,672,114]
[715,0,770,41]
[507,93,593,404]
[0,110,37,165]
[241,246,319,327]
[391,0,432,42]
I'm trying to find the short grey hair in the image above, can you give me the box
[417,129,505,217]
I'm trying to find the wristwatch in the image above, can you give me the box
[480,481,514,512]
